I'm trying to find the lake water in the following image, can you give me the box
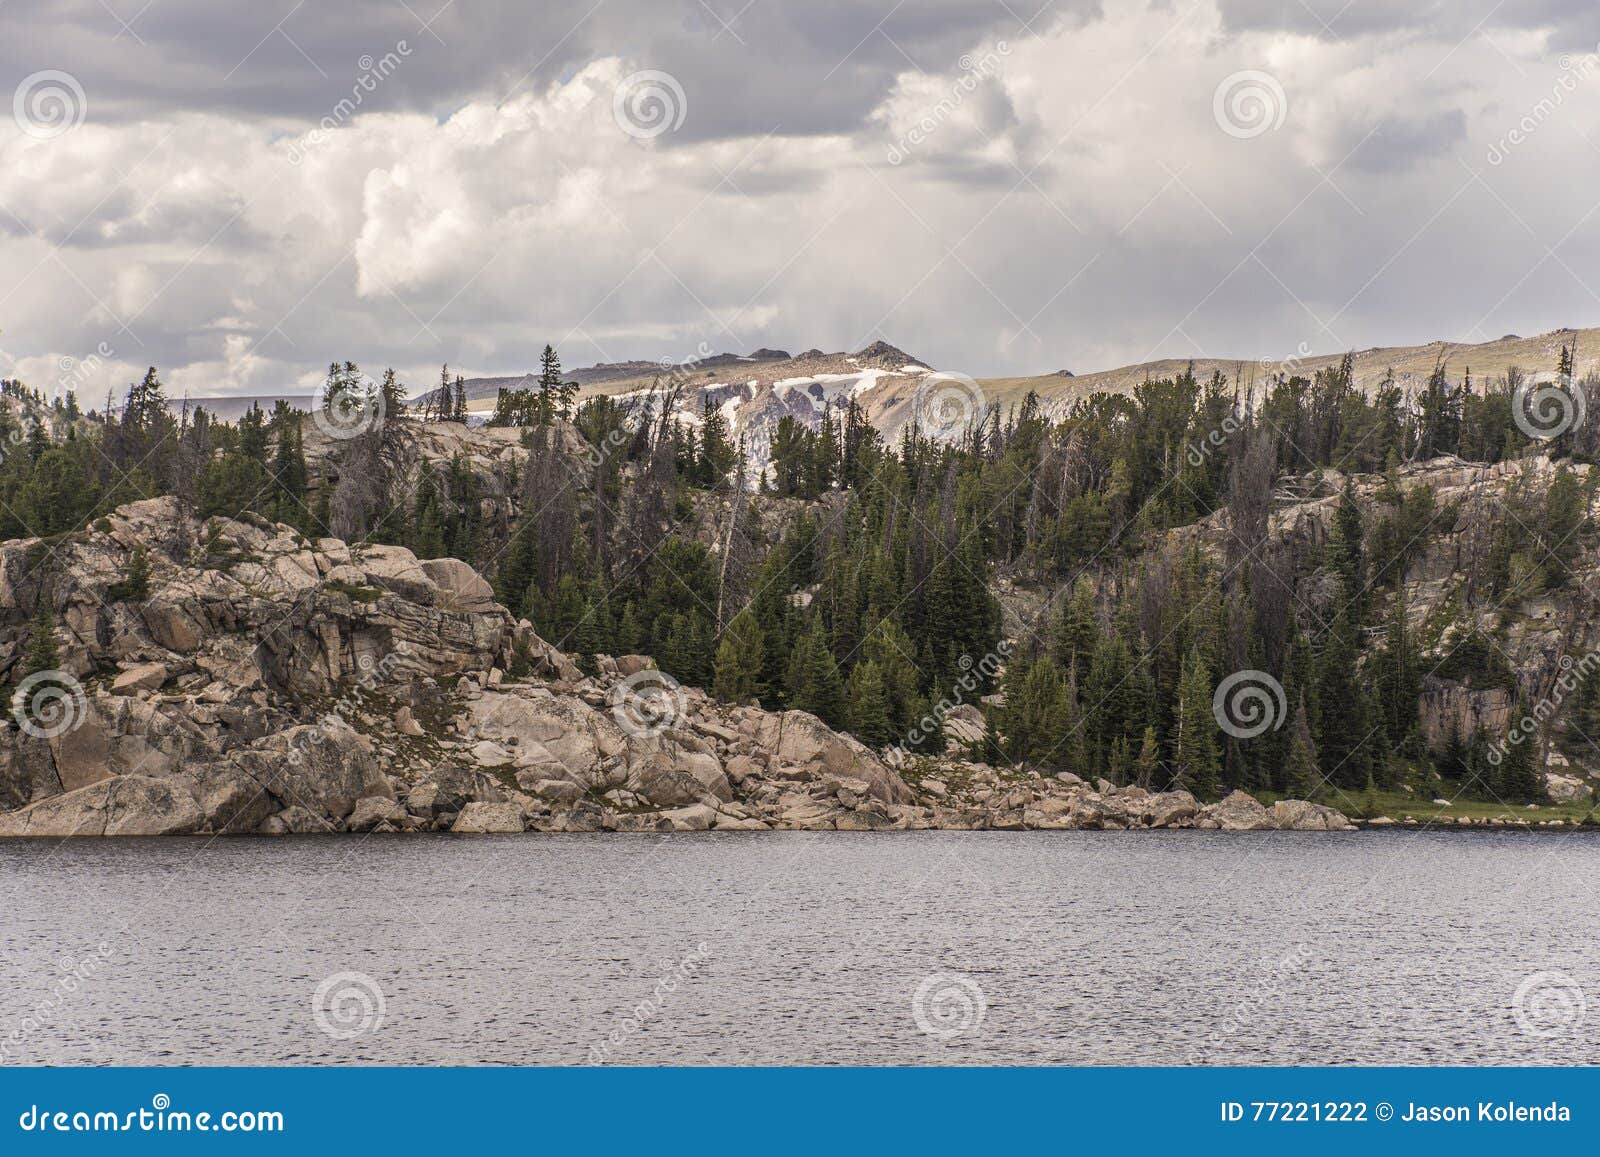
[2,830,1596,1066]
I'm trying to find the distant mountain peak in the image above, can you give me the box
[854,340,919,368]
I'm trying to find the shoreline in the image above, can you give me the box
[6,818,1594,839]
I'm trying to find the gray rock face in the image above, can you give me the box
[526,779,584,804]
[1142,790,1200,828]
[0,775,202,837]
[111,662,168,695]
[258,806,327,835]
[347,796,409,831]
[1203,790,1276,831]
[748,711,911,805]
[228,722,389,827]
[451,802,525,833]
[1267,799,1357,831]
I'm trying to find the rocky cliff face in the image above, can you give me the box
[0,499,1347,836]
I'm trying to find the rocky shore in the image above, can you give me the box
[0,499,1354,837]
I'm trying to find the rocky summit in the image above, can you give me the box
[0,498,1347,837]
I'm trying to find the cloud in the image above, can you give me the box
[0,0,1596,398]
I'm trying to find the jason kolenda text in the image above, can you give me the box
[1401,1102,1572,1123]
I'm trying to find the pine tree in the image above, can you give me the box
[489,386,537,427]
[1134,725,1160,790]
[537,344,562,425]
[659,612,713,689]
[699,397,737,489]
[434,364,451,422]
[1371,589,1419,745]
[1540,464,1584,588]
[1051,576,1099,684]
[24,602,59,676]
[123,366,167,433]
[1173,647,1220,798]
[106,547,151,603]
[1495,704,1545,803]
[1284,698,1320,798]
[1106,735,1130,785]
[572,581,611,659]
[786,620,846,727]
[237,404,268,462]
[614,602,644,655]
[410,461,448,559]
[1330,479,1365,617]
[712,610,766,703]
[863,618,922,736]
[1315,615,1372,790]
[1461,727,1493,795]
[378,368,406,419]
[1085,634,1140,764]
[496,516,540,617]
[997,654,1078,769]
[845,659,895,748]
[269,410,308,526]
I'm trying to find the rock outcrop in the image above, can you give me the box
[0,500,1351,836]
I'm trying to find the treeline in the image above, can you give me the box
[0,367,317,540]
[1,343,1593,805]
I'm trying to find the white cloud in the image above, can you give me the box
[0,0,1596,399]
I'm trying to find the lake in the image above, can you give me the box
[1,830,1595,1065]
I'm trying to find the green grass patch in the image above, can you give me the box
[325,579,385,604]
[1319,787,1599,826]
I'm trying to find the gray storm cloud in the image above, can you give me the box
[0,0,1595,398]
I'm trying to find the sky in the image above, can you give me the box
[2,0,1600,399]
